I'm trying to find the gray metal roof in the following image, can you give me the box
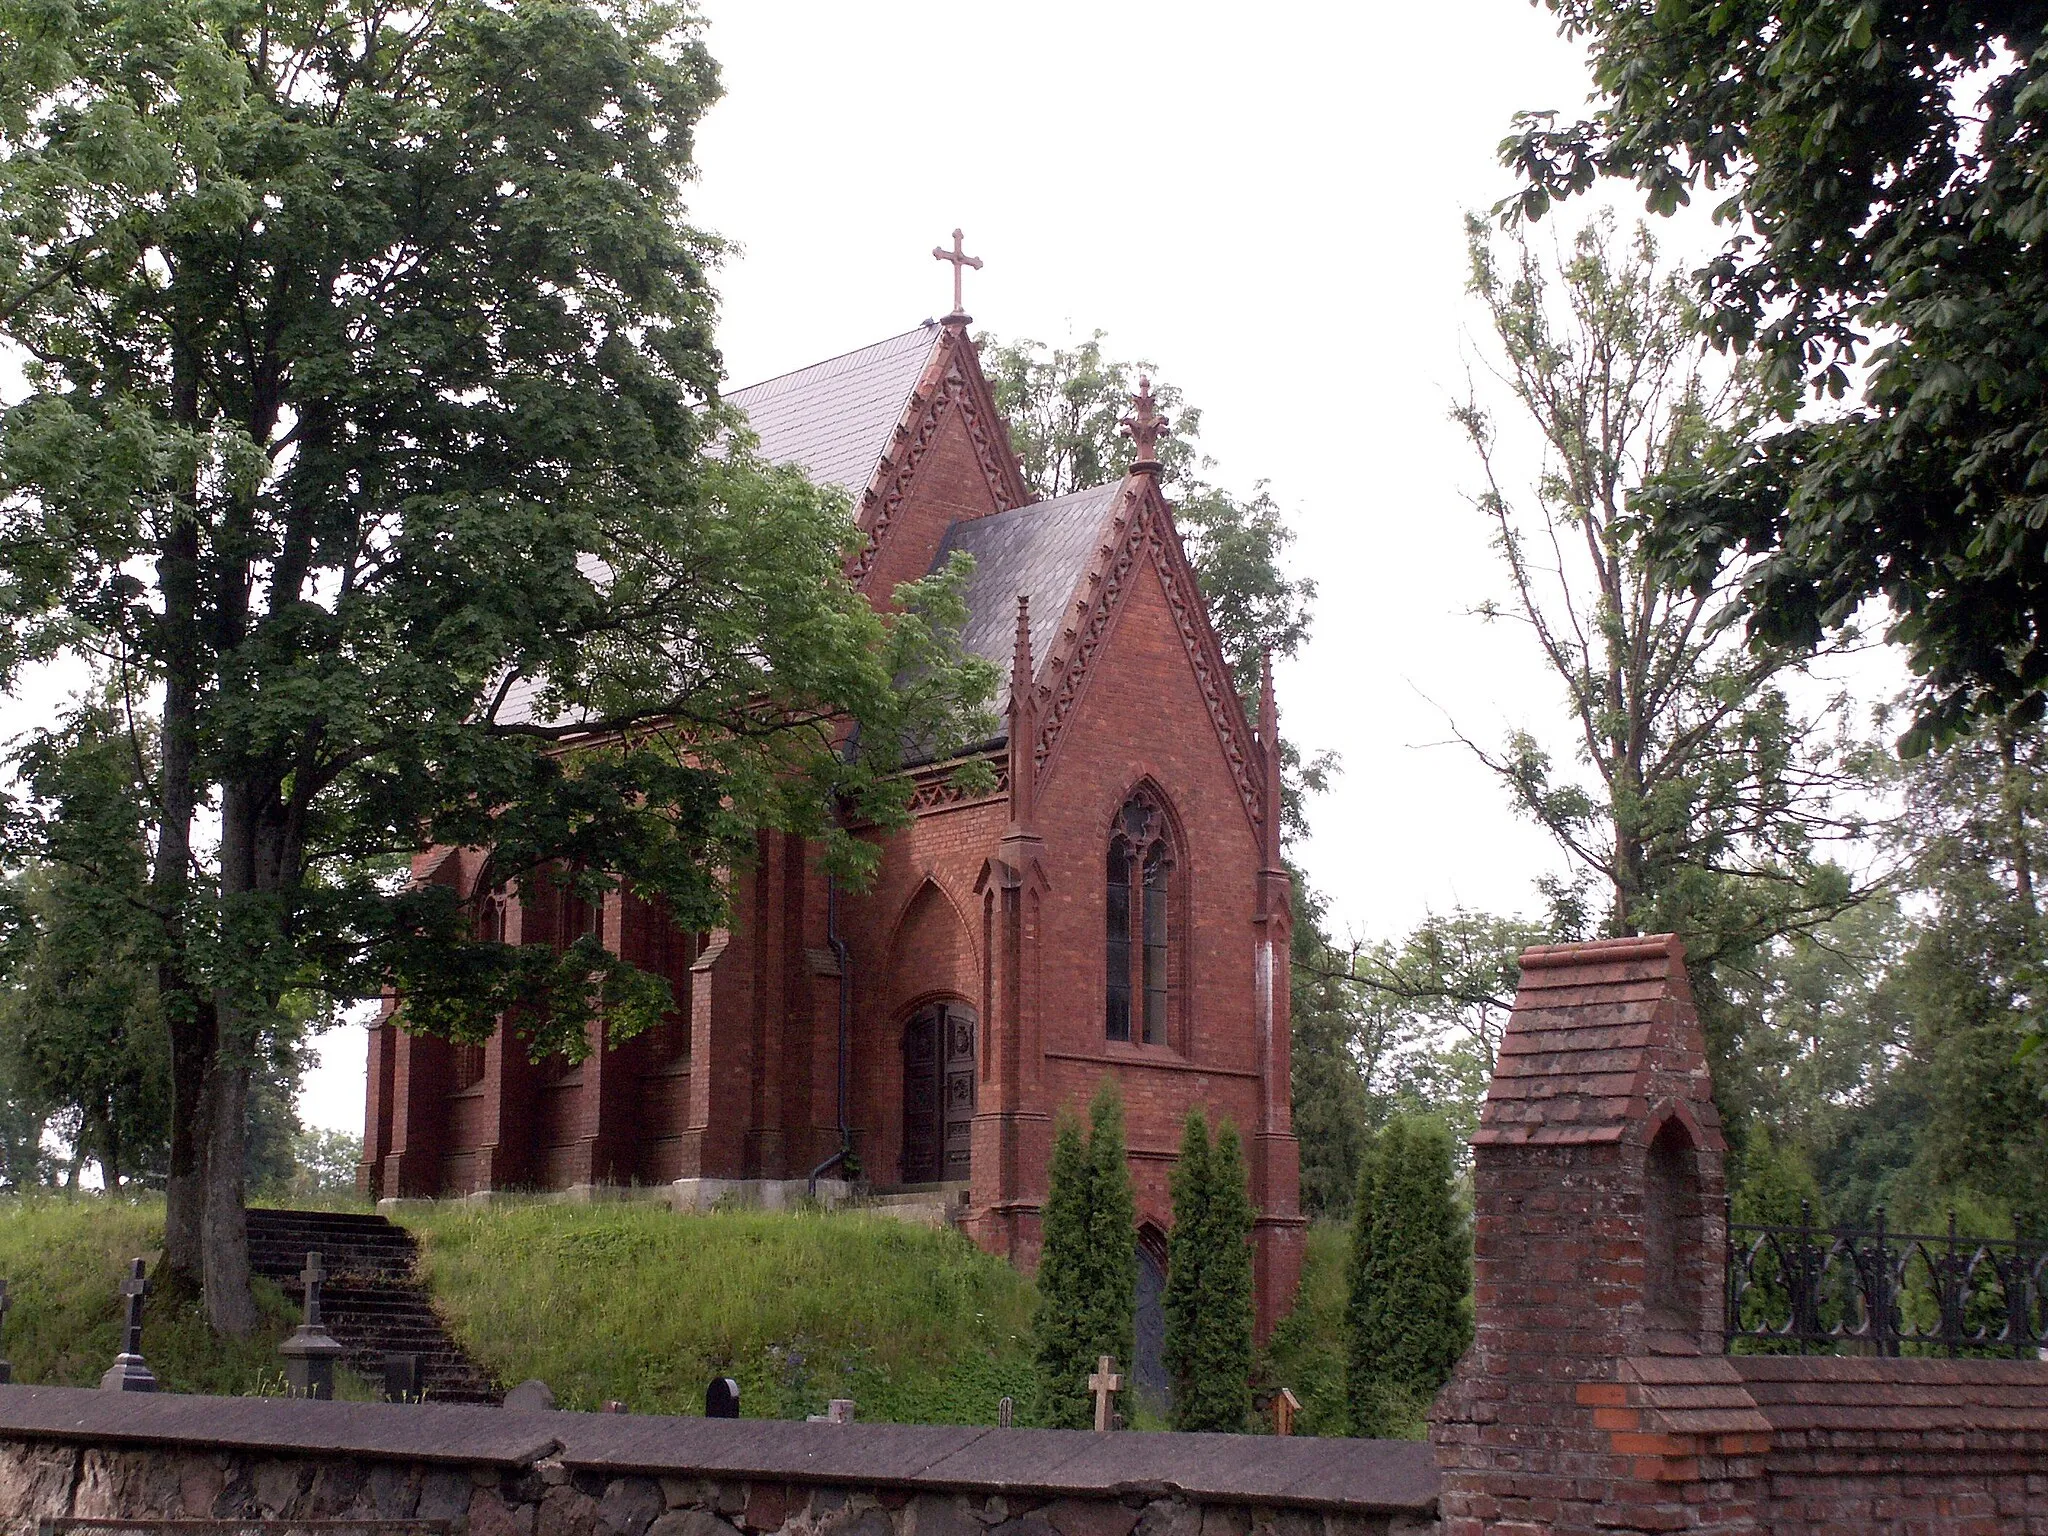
[934,480,1125,712]
[726,326,940,495]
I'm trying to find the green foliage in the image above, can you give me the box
[1289,882,1374,1219]
[281,1127,363,1200]
[404,1201,1035,1422]
[1031,1082,1137,1428]
[1345,1117,1471,1439]
[0,1195,304,1392]
[1162,1111,1254,1432]
[1505,1,2048,744]
[1257,1220,1351,1437]
[0,0,992,1317]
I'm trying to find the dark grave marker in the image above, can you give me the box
[279,1251,345,1400]
[99,1258,156,1393]
[705,1376,740,1418]
[0,1277,12,1384]
[382,1353,421,1404]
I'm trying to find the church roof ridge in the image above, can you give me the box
[724,322,937,398]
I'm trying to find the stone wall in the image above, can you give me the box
[0,1386,1439,1536]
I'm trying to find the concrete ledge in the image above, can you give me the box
[0,1384,1440,1515]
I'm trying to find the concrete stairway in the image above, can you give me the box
[245,1209,498,1405]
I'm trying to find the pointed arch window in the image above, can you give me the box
[1106,789,1179,1046]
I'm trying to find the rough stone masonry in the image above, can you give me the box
[0,1386,1440,1536]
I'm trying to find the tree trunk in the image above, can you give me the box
[199,1050,259,1336]
[2000,725,2035,914]
[155,349,207,1284]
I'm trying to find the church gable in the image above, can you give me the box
[1024,474,1268,843]
[851,323,1032,598]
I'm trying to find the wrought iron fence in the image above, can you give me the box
[1725,1202,2047,1357]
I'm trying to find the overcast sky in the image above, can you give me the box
[220,3,1901,1133]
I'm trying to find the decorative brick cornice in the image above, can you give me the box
[851,329,1030,588]
[1030,477,1267,837]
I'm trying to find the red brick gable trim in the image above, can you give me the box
[851,325,1032,588]
[1026,475,1268,840]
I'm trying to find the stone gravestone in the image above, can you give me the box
[279,1251,345,1400]
[504,1379,556,1411]
[705,1377,740,1418]
[806,1398,854,1424]
[383,1352,422,1403]
[100,1258,157,1392]
[1088,1355,1122,1433]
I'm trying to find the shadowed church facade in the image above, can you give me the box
[359,271,1304,1333]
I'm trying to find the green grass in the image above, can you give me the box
[400,1200,1038,1422]
[1259,1219,1351,1435]
[0,1194,321,1395]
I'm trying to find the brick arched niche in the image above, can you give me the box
[1641,1112,1709,1340]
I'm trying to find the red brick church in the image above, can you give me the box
[359,266,1304,1334]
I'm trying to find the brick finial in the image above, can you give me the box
[1120,377,1169,471]
[1258,647,1282,871]
[1006,594,1036,835]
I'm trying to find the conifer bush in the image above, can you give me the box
[1163,1110,1255,1431]
[1030,1082,1137,1427]
[1344,1116,1471,1437]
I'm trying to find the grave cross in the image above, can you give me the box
[932,228,983,319]
[0,1277,11,1384]
[99,1257,157,1392]
[119,1259,147,1355]
[1088,1354,1123,1432]
[300,1251,326,1328]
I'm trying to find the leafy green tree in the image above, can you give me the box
[1163,1111,1254,1432]
[283,1126,364,1198]
[1345,1116,1471,1438]
[1504,2,2048,746]
[1030,1082,1137,1428]
[0,1,991,1332]
[1455,213,1878,1118]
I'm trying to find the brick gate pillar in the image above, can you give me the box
[1431,934,1767,1536]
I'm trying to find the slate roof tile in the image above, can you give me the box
[933,481,1127,716]
[727,327,940,496]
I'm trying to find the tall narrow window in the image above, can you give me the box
[1142,847,1168,1045]
[1106,843,1133,1042]
[1106,787,1179,1045]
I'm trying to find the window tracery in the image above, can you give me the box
[1106,788,1178,1046]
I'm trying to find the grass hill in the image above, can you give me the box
[402,1200,1036,1421]
[0,1195,1355,1430]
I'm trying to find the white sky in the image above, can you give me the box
[10,2,1907,1136]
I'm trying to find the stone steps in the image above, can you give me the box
[246,1208,499,1405]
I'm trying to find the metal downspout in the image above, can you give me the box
[807,875,853,1199]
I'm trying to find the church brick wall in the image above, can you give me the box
[360,321,1302,1342]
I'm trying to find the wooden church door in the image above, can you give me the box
[901,1002,975,1184]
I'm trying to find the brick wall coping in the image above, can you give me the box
[0,1385,1440,1515]
[1597,1352,2048,1438]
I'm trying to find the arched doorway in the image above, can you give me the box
[1134,1227,1171,1416]
[901,1001,975,1185]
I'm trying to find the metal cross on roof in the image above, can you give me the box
[1120,376,1169,469]
[932,228,983,320]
